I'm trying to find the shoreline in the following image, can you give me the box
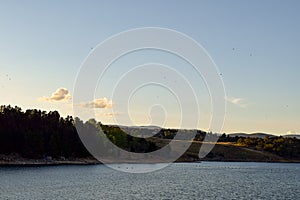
[1,158,299,167]
[1,150,300,167]
[0,159,101,167]
[0,154,101,166]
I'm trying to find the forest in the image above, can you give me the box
[151,125,300,159]
[197,132,300,159]
[0,105,156,159]
[0,105,299,161]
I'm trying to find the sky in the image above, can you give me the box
[0,0,300,135]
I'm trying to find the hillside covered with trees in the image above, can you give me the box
[0,105,299,164]
[0,105,156,161]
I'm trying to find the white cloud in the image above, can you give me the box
[80,98,112,109]
[225,97,248,108]
[39,87,71,102]
[286,130,295,135]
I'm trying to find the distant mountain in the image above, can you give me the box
[109,125,161,130]
[283,134,300,139]
[228,133,276,138]
[228,133,247,137]
[132,125,161,130]
[229,132,300,139]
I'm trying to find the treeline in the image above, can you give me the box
[236,136,300,159]
[215,133,300,159]
[154,129,208,140]
[154,129,300,159]
[0,105,157,159]
[1,105,299,160]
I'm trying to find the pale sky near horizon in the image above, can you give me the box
[0,0,300,135]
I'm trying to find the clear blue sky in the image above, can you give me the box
[0,0,300,135]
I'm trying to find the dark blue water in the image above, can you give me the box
[0,162,299,199]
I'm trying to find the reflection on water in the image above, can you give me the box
[0,162,299,199]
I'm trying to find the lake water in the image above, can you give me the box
[0,162,299,199]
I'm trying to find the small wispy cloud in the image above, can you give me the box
[79,98,113,109]
[96,112,121,118]
[225,97,248,108]
[39,87,71,102]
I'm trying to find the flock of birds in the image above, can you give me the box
[1,74,12,88]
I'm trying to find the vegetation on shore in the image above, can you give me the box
[0,105,156,161]
[0,105,299,164]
